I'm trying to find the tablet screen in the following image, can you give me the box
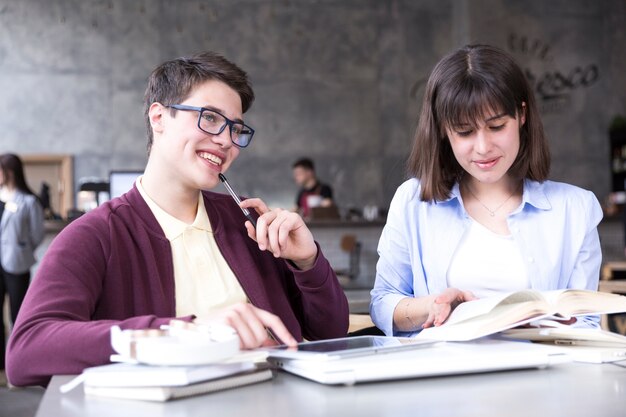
[266,336,433,360]
[275,336,395,352]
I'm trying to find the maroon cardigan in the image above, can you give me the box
[6,186,349,386]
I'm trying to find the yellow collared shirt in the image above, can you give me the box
[136,177,247,317]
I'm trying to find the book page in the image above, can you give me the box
[416,302,549,341]
[539,290,570,306]
[444,290,547,326]
[555,290,626,317]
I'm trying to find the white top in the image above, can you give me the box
[136,177,247,317]
[0,186,15,203]
[447,218,529,299]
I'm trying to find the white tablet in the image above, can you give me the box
[268,338,569,385]
[264,336,436,361]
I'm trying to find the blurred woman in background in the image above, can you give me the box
[0,153,44,383]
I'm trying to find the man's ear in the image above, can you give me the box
[148,102,165,134]
[519,102,527,127]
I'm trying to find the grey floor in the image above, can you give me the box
[0,386,44,417]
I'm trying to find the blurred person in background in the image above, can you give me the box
[292,158,334,218]
[0,153,44,385]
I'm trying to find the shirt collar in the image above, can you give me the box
[135,176,212,241]
[521,179,551,210]
[441,179,552,211]
[436,182,462,206]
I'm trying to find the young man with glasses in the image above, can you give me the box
[7,52,349,387]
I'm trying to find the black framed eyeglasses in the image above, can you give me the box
[167,104,255,148]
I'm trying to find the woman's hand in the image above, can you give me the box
[422,288,477,328]
[195,303,297,349]
[240,198,318,271]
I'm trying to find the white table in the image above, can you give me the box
[35,362,626,417]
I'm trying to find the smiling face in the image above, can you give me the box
[446,107,525,187]
[148,79,243,192]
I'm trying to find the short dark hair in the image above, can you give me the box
[292,158,315,171]
[143,51,255,152]
[407,44,550,202]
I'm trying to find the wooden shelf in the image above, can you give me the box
[22,154,73,219]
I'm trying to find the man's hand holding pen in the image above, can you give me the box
[218,173,317,270]
[214,174,314,348]
[240,198,318,271]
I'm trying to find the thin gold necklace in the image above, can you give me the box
[465,182,521,217]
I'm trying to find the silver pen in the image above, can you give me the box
[218,173,257,228]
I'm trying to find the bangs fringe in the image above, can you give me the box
[436,76,518,135]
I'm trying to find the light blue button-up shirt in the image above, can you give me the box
[370,178,603,336]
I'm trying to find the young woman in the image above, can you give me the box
[0,153,44,376]
[370,44,602,336]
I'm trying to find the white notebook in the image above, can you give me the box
[83,368,273,401]
[60,361,256,395]
[83,361,254,387]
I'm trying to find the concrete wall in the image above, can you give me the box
[0,0,624,211]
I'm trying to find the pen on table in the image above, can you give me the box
[218,173,257,229]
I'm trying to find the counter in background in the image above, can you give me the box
[32,216,624,288]
[306,220,385,314]
[32,219,383,314]
[309,215,626,285]
[306,219,384,289]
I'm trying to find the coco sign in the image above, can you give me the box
[508,33,599,113]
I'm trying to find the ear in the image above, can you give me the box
[519,102,527,127]
[148,102,166,135]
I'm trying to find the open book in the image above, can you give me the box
[414,289,626,342]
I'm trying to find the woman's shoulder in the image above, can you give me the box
[388,178,448,220]
[528,180,602,221]
[532,180,597,203]
[392,178,458,206]
[393,178,422,203]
